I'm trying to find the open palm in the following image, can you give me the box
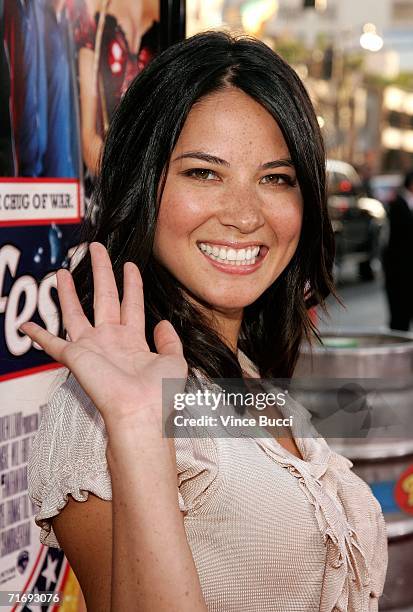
[21,242,188,426]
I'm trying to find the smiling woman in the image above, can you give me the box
[152,88,303,349]
[71,30,334,381]
[26,31,387,612]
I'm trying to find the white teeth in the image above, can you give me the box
[198,242,261,265]
[227,248,237,261]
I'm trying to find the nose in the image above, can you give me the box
[217,184,265,234]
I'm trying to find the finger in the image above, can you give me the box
[57,269,92,341]
[154,320,184,356]
[20,322,68,364]
[120,262,148,341]
[90,242,120,326]
[20,323,128,420]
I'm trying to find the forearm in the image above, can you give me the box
[106,413,207,612]
[78,47,103,176]
[21,244,199,609]
[82,132,103,176]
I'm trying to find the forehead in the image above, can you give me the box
[173,88,290,161]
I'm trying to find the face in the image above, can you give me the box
[153,88,303,315]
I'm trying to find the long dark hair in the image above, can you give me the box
[72,30,336,385]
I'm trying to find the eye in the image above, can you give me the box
[260,174,297,187]
[182,168,219,181]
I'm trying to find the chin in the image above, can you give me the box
[202,292,263,311]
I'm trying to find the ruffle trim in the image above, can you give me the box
[253,438,371,611]
[33,469,112,548]
[33,467,186,547]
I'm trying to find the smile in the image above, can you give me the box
[198,242,262,265]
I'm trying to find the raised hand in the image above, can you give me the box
[20,242,188,427]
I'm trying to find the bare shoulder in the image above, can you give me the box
[51,493,112,612]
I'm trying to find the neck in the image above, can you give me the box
[185,293,243,353]
[203,305,243,354]
[216,310,243,354]
[109,0,142,19]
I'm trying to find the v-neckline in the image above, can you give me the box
[237,350,308,462]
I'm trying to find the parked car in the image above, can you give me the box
[326,160,388,281]
[370,173,403,207]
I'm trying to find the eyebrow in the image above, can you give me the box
[261,158,295,170]
[172,151,295,170]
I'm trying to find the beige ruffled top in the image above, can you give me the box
[28,352,388,611]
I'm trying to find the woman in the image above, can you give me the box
[25,31,387,611]
[76,0,160,176]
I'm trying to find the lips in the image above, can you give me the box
[196,241,268,274]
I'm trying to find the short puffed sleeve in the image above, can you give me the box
[28,373,112,548]
[174,433,220,514]
[28,373,218,547]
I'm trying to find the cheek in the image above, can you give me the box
[153,188,210,255]
[267,201,303,244]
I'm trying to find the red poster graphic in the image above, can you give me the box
[395,464,413,516]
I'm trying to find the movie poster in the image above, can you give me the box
[1,0,160,187]
[1,1,160,609]
[0,219,84,609]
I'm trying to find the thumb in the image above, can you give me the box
[154,320,184,356]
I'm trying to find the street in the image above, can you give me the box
[317,263,400,334]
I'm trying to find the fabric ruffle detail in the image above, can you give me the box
[253,436,372,611]
[33,467,112,548]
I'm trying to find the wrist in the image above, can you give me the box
[103,401,165,435]
[106,434,178,497]
[105,412,176,465]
